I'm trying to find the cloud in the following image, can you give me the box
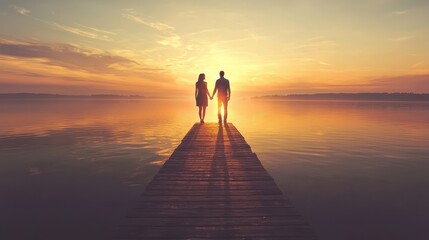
[0,39,179,95]
[76,24,116,36]
[122,9,174,31]
[412,61,429,69]
[0,40,138,73]
[296,58,332,66]
[248,74,429,95]
[249,79,367,95]
[12,5,30,15]
[392,10,408,15]
[185,28,219,38]
[210,33,266,47]
[157,35,182,48]
[121,9,181,49]
[0,79,128,95]
[52,23,114,41]
[8,6,115,42]
[295,36,336,50]
[368,74,429,92]
[391,35,414,42]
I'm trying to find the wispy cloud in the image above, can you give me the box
[12,5,30,15]
[122,9,174,31]
[76,24,116,36]
[0,40,137,73]
[9,4,116,42]
[368,74,429,92]
[122,9,181,49]
[9,6,115,42]
[412,61,429,69]
[318,61,331,66]
[185,28,219,38]
[210,31,266,47]
[391,35,414,42]
[157,35,182,48]
[255,74,429,94]
[392,10,408,15]
[52,23,114,41]
[296,58,332,66]
[295,36,336,50]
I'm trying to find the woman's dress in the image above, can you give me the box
[196,81,208,107]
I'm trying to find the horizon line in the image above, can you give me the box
[1,92,429,100]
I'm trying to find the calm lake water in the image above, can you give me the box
[1,99,429,240]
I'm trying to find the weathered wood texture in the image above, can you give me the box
[117,123,316,239]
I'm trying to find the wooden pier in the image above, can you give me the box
[117,123,316,239]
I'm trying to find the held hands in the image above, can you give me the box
[207,95,229,101]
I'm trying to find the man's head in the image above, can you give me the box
[219,71,225,77]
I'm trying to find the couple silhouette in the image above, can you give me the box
[195,71,231,124]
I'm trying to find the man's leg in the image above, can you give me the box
[217,98,222,124]
[223,99,228,123]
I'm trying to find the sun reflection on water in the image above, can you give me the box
[1,99,429,240]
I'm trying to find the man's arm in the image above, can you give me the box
[212,80,218,98]
[227,80,231,101]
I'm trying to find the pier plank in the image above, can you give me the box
[116,123,315,239]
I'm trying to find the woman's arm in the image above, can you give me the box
[206,84,212,99]
[195,83,198,99]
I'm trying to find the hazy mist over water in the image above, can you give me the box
[1,99,429,240]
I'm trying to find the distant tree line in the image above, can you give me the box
[252,93,429,101]
[0,93,145,99]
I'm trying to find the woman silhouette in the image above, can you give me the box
[195,73,212,123]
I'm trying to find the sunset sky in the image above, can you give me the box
[1,0,428,97]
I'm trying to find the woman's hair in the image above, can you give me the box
[197,73,205,82]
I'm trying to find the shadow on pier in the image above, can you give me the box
[116,123,316,239]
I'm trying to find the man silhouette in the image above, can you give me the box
[211,71,231,124]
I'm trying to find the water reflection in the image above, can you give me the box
[0,99,429,240]
[233,100,429,240]
[0,99,194,240]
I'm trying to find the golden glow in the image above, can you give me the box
[5,99,429,140]
[1,1,429,96]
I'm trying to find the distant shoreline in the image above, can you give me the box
[252,93,429,102]
[2,92,429,102]
[0,93,147,99]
